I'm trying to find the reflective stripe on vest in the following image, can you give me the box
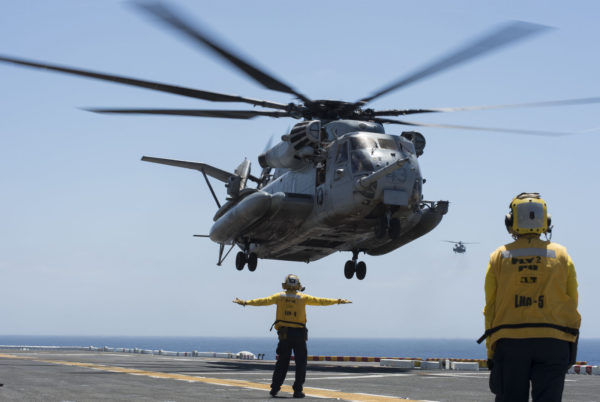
[477,322,579,344]
[501,248,556,258]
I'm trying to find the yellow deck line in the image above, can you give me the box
[0,353,425,401]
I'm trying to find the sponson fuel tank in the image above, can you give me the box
[210,191,285,244]
[367,201,449,256]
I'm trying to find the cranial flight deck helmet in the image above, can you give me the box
[505,192,552,237]
[282,274,305,291]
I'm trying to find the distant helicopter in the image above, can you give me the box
[2,3,599,280]
[443,240,479,254]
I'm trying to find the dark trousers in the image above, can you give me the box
[490,338,571,402]
[271,327,307,393]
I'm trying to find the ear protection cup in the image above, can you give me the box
[505,213,513,234]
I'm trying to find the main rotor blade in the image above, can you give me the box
[85,108,293,119]
[0,55,288,110]
[135,2,311,103]
[375,117,573,136]
[373,96,600,116]
[359,21,551,105]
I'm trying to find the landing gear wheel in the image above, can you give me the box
[235,251,246,271]
[356,261,367,280]
[344,260,355,279]
[388,218,401,239]
[247,253,258,272]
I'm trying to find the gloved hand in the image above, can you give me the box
[337,299,352,304]
[233,298,247,306]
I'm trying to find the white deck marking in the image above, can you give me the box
[307,373,415,380]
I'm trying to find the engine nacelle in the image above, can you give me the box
[401,131,426,157]
[258,120,321,170]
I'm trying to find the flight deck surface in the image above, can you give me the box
[0,350,598,401]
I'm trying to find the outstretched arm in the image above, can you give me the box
[234,293,280,307]
[304,295,352,306]
[233,298,247,306]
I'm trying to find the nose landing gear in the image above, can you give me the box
[344,260,355,279]
[235,250,258,271]
[344,250,367,280]
[356,261,367,280]
[247,253,258,271]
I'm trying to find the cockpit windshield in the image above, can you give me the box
[378,137,398,150]
[351,135,398,151]
[350,136,378,151]
[351,150,375,173]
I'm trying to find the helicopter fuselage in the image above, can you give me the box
[453,243,467,253]
[208,120,448,263]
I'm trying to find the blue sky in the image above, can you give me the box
[1,0,599,341]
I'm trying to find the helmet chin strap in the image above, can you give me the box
[282,286,305,291]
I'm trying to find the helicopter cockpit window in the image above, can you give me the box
[378,137,398,150]
[335,142,348,164]
[351,150,375,173]
[350,136,378,151]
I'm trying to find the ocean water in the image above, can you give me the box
[1,336,598,365]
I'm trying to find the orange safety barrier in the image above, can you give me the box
[278,355,422,363]
[277,355,589,369]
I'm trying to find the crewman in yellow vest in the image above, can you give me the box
[234,274,351,398]
[478,193,581,402]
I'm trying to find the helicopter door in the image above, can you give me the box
[315,141,344,210]
[334,140,349,180]
[315,159,327,208]
[322,140,353,213]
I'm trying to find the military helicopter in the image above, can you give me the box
[443,240,478,254]
[2,3,599,280]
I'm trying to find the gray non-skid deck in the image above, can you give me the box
[0,349,598,401]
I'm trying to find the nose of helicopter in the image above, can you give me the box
[354,156,421,207]
[355,158,408,190]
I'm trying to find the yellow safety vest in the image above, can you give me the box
[245,291,340,329]
[481,237,581,358]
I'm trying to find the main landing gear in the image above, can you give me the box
[375,216,401,239]
[235,251,258,272]
[344,250,367,280]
